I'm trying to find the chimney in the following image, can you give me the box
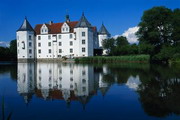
[49,21,53,25]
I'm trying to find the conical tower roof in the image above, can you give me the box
[75,13,92,28]
[17,17,34,31]
[99,23,110,35]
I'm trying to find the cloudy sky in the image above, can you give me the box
[0,0,179,45]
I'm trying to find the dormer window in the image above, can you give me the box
[41,24,48,34]
[61,22,70,33]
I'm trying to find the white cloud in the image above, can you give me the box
[114,26,139,44]
[0,41,10,47]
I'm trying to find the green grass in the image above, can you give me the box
[75,55,150,63]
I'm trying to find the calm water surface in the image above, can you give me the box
[0,62,180,120]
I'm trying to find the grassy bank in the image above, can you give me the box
[75,55,150,63]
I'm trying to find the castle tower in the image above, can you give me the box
[74,13,94,57]
[16,17,35,62]
[98,23,111,55]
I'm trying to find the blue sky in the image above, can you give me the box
[0,0,179,46]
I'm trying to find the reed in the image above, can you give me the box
[75,55,150,63]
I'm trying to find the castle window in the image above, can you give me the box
[69,34,73,39]
[48,42,51,46]
[38,43,41,47]
[59,35,61,39]
[59,42,62,46]
[22,41,25,49]
[82,32,85,37]
[49,49,51,53]
[29,35,32,40]
[38,36,41,40]
[74,32,76,40]
[29,42,32,47]
[59,49,62,53]
[48,35,51,40]
[38,49,41,54]
[82,40,85,44]
[82,48,85,52]
[70,49,73,53]
[29,49,32,54]
[17,36,19,40]
[70,41,73,46]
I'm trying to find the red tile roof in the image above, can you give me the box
[34,21,97,35]
[34,21,78,35]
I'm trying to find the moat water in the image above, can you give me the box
[0,62,180,120]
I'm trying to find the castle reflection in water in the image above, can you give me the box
[17,63,120,105]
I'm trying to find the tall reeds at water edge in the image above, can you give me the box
[75,55,150,63]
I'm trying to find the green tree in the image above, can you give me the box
[136,6,180,62]
[9,39,17,59]
[139,43,154,55]
[137,6,173,48]
[116,36,129,47]
[172,9,180,46]
[114,36,129,55]
[102,38,115,55]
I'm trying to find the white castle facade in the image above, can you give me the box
[16,13,111,61]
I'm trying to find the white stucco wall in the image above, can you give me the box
[17,31,35,59]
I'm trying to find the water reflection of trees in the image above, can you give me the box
[98,63,180,118]
[0,64,17,81]
[137,65,180,117]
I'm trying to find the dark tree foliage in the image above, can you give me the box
[137,6,173,46]
[9,40,17,59]
[0,39,17,61]
[102,38,115,55]
[136,6,180,62]
[172,9,180,46]
[102,36,139,56]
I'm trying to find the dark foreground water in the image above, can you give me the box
[0,62,180,120]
